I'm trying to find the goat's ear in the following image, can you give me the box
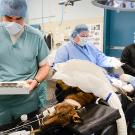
[72,114,82,124]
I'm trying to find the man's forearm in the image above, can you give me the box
[34,63,50,82]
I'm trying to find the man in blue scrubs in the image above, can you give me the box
[0,0,50,126]
[55,24,122,68]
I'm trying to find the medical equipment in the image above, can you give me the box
[59,0,81,6]
[0,81,29,95]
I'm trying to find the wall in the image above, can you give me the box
[28,0,104,24]
[28,0,104,50]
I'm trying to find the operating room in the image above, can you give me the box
[0,0,135,135]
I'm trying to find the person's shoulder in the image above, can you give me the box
[63,41,72,47]
[55,42,71,53]
[24,25,43,38]
[59,41,71,48]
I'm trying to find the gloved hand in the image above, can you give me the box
[122,84,134,93]
[120,74,135,83]
[111,78,134,93]
[111,78,123,88]
[110,57,124,69]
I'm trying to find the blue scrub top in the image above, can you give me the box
[0,24,49,81]
[0,23,49,124]
[55,41,115,68]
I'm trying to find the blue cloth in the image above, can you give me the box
[0,0,27,17]
[104,67,120,82]
[55,41,115,68]
[0,23,49,125]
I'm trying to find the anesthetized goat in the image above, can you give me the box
[52,59,128,135]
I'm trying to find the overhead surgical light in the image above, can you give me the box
[59,0,81,6]
[91,0,135,11]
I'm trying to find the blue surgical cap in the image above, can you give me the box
[0,0,27,18]
[71,24,89,38]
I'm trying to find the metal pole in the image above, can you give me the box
[41,0,44,32]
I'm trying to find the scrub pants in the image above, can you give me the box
[0,90,39,126]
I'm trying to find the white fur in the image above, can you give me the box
[64,99,81,109]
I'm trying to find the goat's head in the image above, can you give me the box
[42,102,82,128]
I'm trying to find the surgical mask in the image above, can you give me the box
[4,22,23,35]
[78,37,88,46]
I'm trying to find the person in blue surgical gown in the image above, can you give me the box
[55,24,122,69]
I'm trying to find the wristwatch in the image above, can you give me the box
[34,78,40,85]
